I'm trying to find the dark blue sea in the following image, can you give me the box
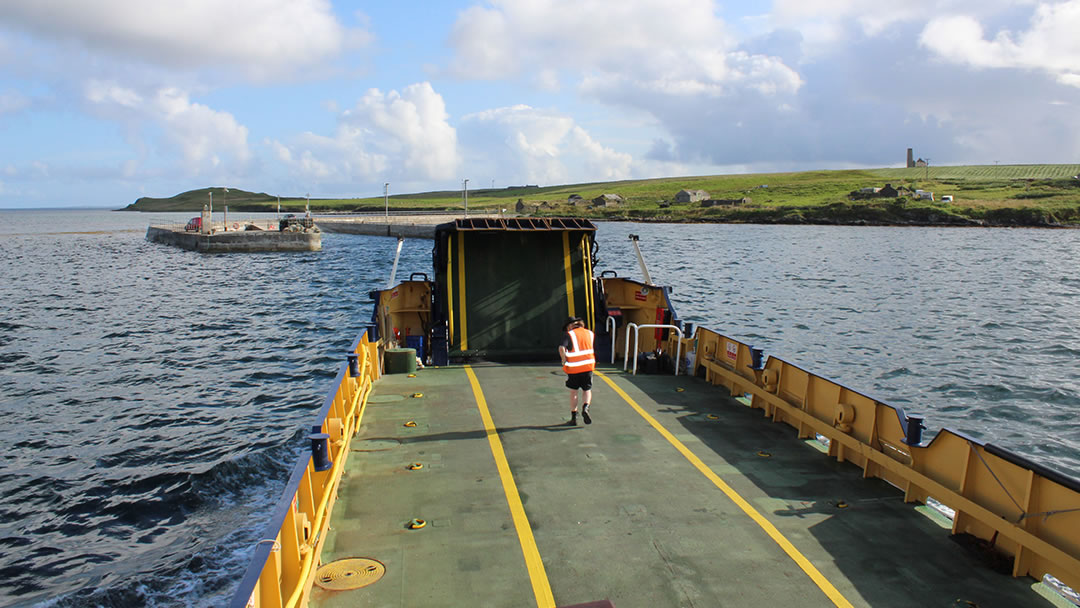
[1,210,1078,606]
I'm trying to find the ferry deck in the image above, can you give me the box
[232,218,1080,608]
[307,363,1049,608]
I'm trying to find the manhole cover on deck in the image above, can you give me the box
[314,558,386,590]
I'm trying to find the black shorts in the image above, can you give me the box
[565,371,593,391]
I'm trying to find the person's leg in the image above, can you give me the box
[581,371,594,424]
[567,388,579,424]
[581,388,592,424]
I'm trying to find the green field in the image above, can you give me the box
[868,164,1080,180]
[123,164,1080,227]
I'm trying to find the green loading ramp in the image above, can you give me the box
[432,218,597,362]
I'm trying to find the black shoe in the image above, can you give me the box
[582,405,591,425]
[567,411,578,426]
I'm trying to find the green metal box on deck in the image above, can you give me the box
[432,218,597,363]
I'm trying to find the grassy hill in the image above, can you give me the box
[121,165,1080,226]
[122,187,302,212]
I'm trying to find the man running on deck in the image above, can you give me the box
[559,316,595,426]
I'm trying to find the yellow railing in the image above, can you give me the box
[693,326,1080,596]
[230,331,381,608]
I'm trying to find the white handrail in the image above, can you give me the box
[606,315,617,364]
[623,323,683,376]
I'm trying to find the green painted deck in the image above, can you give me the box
[311,364,1051,608]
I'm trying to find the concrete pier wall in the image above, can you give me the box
[316,213,506,239]
[146,226,321,253]
[316,220,437,239]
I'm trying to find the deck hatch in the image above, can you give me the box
[314,558,386,590]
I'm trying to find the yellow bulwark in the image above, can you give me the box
[689,326,1080,596]
[232,332,380,608]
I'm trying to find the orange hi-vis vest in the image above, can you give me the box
[563,327,596,374]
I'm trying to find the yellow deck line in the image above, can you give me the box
[465,365,555,608]
[562,232,575,318]
[596,370,855,608]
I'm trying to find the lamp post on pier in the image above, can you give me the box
[463,179,469,217]
[384,182,390,219]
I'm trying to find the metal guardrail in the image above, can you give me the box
[606,316,618,364]
[623,323,683,376]
[229,331,380,608]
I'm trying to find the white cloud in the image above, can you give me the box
[768,0,1028,59]
[271,82,459,185]
[459,104,632,185]
[0,0,355,79]
[534,69,561,93]
[269,139,292,163]
[83,81,251,175]
[154,88,251,172]
[445,0,805,171]
[447,0,801,97]
[85,81,142,109]
[347,83,459,179]
[920,3,1080,87]
[774,0,930,34]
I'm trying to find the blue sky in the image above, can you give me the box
[1,0,1078,208]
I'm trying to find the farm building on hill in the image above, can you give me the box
[567,194,584,205]
[848,183,899,200]
[592,194,624,207]
[675,189,710,203]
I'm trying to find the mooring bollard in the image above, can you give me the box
[904,414,926,446]
[309,432,333,472]
[750,347,764,370]
[346,353,360,377]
